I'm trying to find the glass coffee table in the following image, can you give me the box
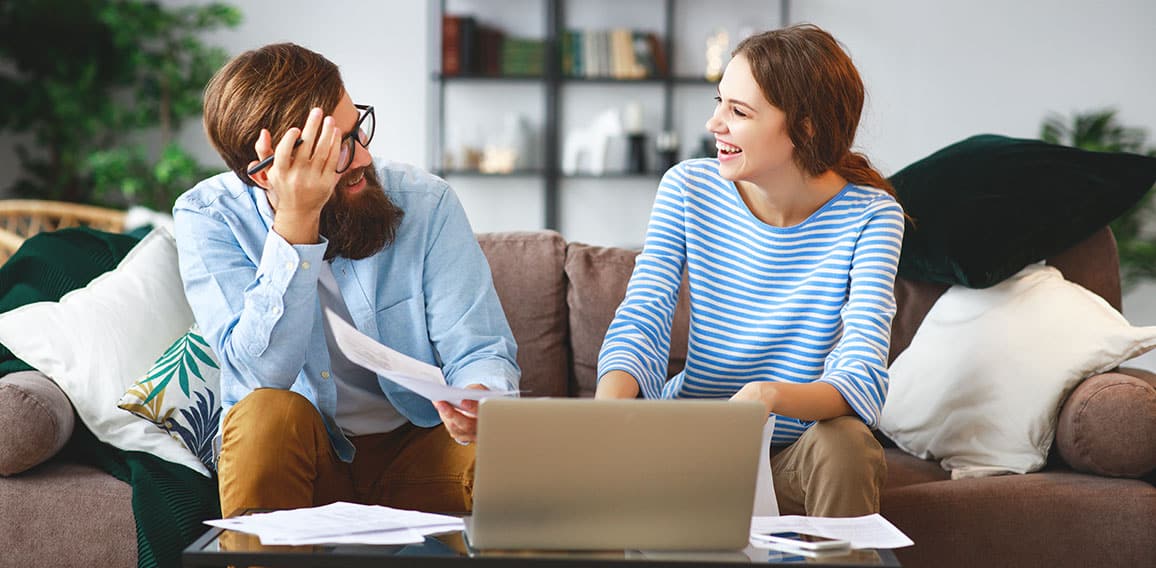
[183,525,902,567]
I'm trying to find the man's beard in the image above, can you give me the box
[318,165,404,261]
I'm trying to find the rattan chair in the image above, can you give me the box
[0,200,126,264]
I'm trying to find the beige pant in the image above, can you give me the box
[217,388,475,518]
[770,415,887,517]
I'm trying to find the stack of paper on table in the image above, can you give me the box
[749,514,914,549]
[204,502,464,546]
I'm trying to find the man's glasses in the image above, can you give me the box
[337,104,374,173]
[246,104,375,177]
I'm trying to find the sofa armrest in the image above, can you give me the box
[0,371,76,475]
[1055,368,1156,478]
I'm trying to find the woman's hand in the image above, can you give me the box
[251,107,343,244]
[433,384,490,445]
[730,381,778,415]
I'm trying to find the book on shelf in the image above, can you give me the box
[501,38,545,76]
[443,13,542,77]
[563,29,666,79]
[442,14,462,75]
[478,26,505,76]
[646,32,668,77]
[459,16,478,74]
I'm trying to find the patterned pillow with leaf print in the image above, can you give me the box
[118,324,222,472]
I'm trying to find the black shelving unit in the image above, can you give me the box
[431,0,721,231]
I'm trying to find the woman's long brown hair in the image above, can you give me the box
[733,25,898,200]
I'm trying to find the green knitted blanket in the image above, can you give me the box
[0,227,220,568]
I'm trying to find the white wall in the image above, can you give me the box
[791,0,1156,176]
[163,0,431,173]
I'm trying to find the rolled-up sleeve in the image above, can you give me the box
[174,203,327,391]
[818,200,905,427]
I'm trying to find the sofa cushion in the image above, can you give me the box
[882,448,950,491]
[0,371,74,476]
[880,263,1156,479]
[1055,369,1156,478]
[0,227,207,476]
[888,277,949,364]
[564,243,690,397]
[0,460,136,567]
[478,231,570,397]
[882,471,1156,568]
[1042,226,1122,311]
[891,134,1156,289]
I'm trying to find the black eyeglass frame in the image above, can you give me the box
[336,104,375,174]
[245,103,375,177]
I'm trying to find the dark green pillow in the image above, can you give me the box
[891,134,1156,288]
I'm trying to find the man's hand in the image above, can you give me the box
[433,384,489,445]
[250,107,343,245]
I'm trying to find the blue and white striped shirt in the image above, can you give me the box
[597,159,905,445]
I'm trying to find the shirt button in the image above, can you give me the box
[321,371,330,379]
[284,261,294,271]
[270,306,282,316]
[301,261,311,270]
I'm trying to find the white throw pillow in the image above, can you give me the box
[880,264,1156,479]
[0,228,207,476]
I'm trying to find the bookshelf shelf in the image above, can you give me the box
[434,73,545,82]
[436,169,547,178]
[560,76,667,84]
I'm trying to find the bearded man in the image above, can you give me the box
[174,43,519,518]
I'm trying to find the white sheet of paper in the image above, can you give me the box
[204,502,466,546]
[749,513,914,549]
[322,308,517,406]
[752,415,779,516]
[259,527,426,546]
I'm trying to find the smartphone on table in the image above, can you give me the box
[751,531,851,552]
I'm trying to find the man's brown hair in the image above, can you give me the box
[202,43,404,261]
[203,43,344,186]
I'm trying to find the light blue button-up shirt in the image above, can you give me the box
[172,160,520,462]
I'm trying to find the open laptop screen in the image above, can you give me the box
[468,398,766,551]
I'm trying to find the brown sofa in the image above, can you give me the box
[1,228,1154,567]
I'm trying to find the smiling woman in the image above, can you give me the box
[595,24,906,519]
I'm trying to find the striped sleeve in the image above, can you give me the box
[817,199,905,427]
[596,167,688,398]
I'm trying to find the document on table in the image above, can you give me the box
[753,415,779,516]
[749,513,914,549]
[321,307,517,407]
[204,502,465,546]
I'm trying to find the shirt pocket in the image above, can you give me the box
[374,297,427,359]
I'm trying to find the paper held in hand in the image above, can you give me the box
[322,308,517,407]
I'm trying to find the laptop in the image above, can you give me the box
[466,398,766,551]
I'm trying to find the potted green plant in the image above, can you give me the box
[0,0,240,211]
[1040,109,1156,289]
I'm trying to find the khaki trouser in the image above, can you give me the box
[218,388,475,518]
[770,415,887,517]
